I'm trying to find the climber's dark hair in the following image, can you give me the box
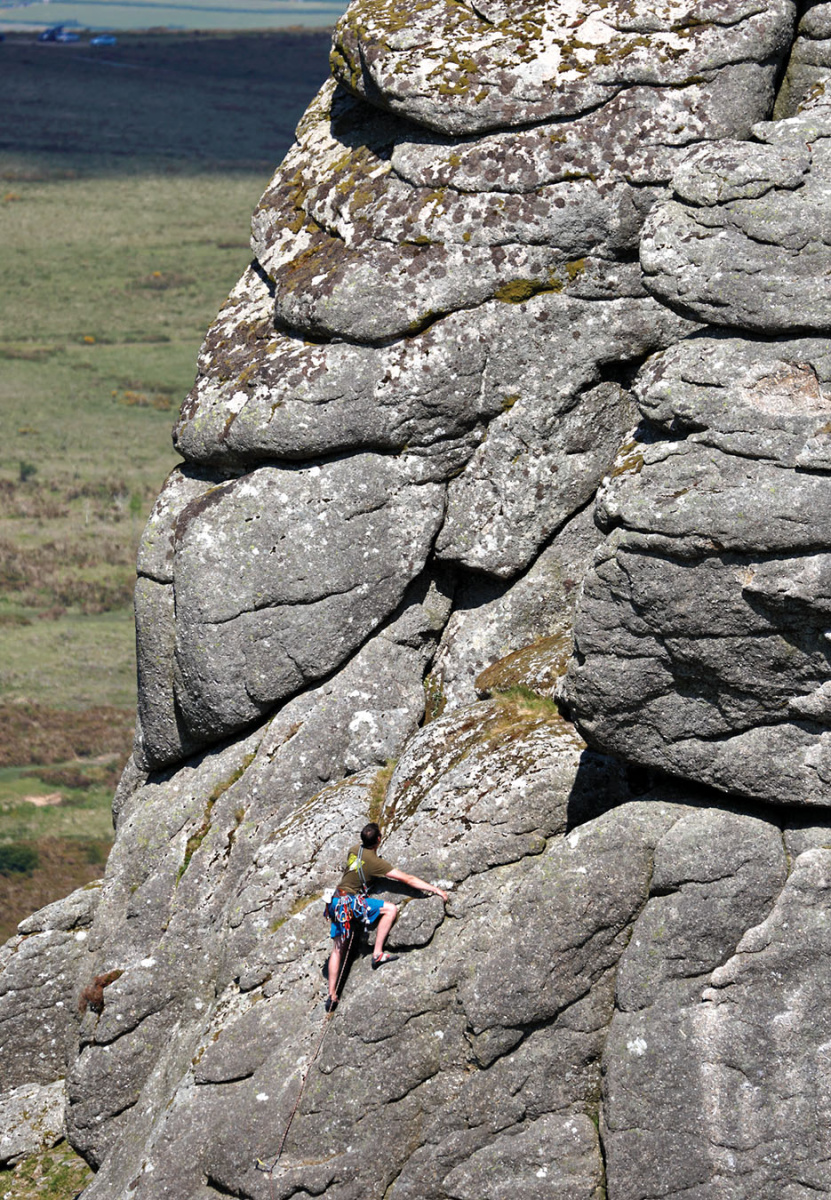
[360,822,382,848]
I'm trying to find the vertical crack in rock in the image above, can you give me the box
[600,805,790,1198]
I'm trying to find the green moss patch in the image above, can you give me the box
[475,633,573,699]
[0,1139,93,1200]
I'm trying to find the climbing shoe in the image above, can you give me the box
[325,996,338,1013]
[371,953,399,970]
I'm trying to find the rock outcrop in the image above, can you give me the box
[565,105,831,808]
[640,108,831,332]
[5,0,831,1197]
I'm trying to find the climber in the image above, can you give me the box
[325,821,449,1011]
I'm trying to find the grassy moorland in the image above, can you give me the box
[0,29,332,939]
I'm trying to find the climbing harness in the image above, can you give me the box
[329,890,372,938]
[326,844,374,940]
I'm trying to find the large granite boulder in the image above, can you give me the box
[563,332,831,807]
[14,696,824,1200]
[0,883,101,1092]
[331,0,794,137]
[136,453,444,762]
[641,103,831,332]
[0,1080,65,1167]
[427,501,603,712]
[605,839,831,1198]
[144,0,797,771]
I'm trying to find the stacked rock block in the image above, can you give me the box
[8,2,831,1198]
[565,102,831,806]
[136,0,797,769]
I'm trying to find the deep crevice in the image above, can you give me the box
[204,1175,252,1198]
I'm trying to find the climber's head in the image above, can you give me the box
[360,822,382,849]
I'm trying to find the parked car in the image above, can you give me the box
[90,34,117,46]
[38,25,80,42]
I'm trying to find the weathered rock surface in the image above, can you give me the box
[7,1,831,1198]
[135,457,445,765]
[604,843,831,1200]
[564,332,831,807]
[144,0,796,772]
[175,254,695,584]
[0,884,101,1091]
[433,296,694,577]
[776,2,831,117]
[641,104,831,332]
[331,0,795,137]
[57,703,616,1193]
[428,501,602,711]
[173,264,499,473]
[0,1080,65,1167]
[17,700,821,1200]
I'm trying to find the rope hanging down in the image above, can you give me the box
[255,924,358,1187]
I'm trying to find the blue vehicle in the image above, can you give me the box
[90,34,117,46]
[38,25,81,43]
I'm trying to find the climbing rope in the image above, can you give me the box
[255,924,358,1193]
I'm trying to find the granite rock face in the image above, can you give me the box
[137,454,444,760]
[7,1,831,1198]
[150,0,796,765]
[0,1080,65,1167]
[10,706,829,1200]
[428,501,603,712]
[564,332,831,807]
[641,107,831,333]
[603,838,831,1200]
[331,0,794,137]
[776,2,831,117]
[0,883,101,1092]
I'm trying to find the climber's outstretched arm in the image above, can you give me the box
[385,868,449,902]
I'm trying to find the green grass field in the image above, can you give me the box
[0,29,331,937]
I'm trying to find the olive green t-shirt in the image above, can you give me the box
[336,845,394,895]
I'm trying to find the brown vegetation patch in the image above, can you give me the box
[0,480,68,521]
[0,837,111,942]
[475,633,572,698]
[0,704,134,767]
[19,792,63,808]
[129,270,196,291]
[116,389,175,411]
[0,477,159,521]
[0,344,59,361]
[27,761,123,792]
[0,612,31,627]
[0,532,136,614]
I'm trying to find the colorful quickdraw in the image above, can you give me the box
[329,892,371,939]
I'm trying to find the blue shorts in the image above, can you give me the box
[329,894,385,940]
